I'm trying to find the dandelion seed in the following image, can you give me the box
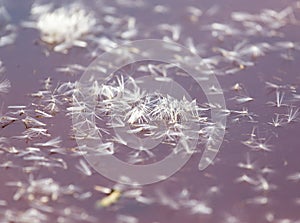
[155,190,180,210]
[2,208,48,223]
[268,113,285,127]
[123,189,143,199]
[157,188,213,215]
[56,64,86,76]
[0,6,17,47]
[0,78,11,94]
[158,24,181,41]
[254,175,277,192]
[223,213,241,223]
[237,153,256,170]
[238,42,271,58]
[294,198,300,205]
[204,23,240,40]
[231,108,257,121]
[275,91,285,108]
[22,116,46,128]
[120,27,137,39]
[286,106,299,123]
[260,166,275,174]
[185,37,200,56]
[94,185,113,194]
[265,82,284,91]
[116,215,138,223]
[153,5,169,14]
[242,128,273,152]
[247,196,269,205]
[231,83,243,91]
[206,186,221,196]
[24,3,97,53]
[287,172,300,182]
[206,4,220,16]
[7,105,27,109]
[76,159,92,176]
[232,7,297,37]
[0,200,7,206]
[256,141,272,152]
[96,142,115,155]
[0,161,17,169]
[224,66,245,75]
[7,176,61,202]
[2,146,18,154]
[110,133,127,146]
[34,109,53,118]
[187,201,213,215]
[13,127,51,140]
[43,96,61,114]
[34,137,61,147]
[233,95,254,104]
[30,90,49,98]
[235,174,257,185]
[186,6,202,22]
[231,11,255,22]
[293,93,300,100]
[275,41,300,50]
[264,212,275,222]
[154,76,172,82]
[115,0,145,8]
[213,41,262,67]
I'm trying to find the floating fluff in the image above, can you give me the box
[0,6,17,47]
[1,0,300,222]
[24,3,97,53]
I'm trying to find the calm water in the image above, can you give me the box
[0,0,300,222]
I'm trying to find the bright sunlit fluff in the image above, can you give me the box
[0,6,17,47]
[27,3,97,53]
[73,74,206,159]
[0,61,10,95]
[1,1,300,222]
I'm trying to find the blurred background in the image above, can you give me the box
[0,0,300,222]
